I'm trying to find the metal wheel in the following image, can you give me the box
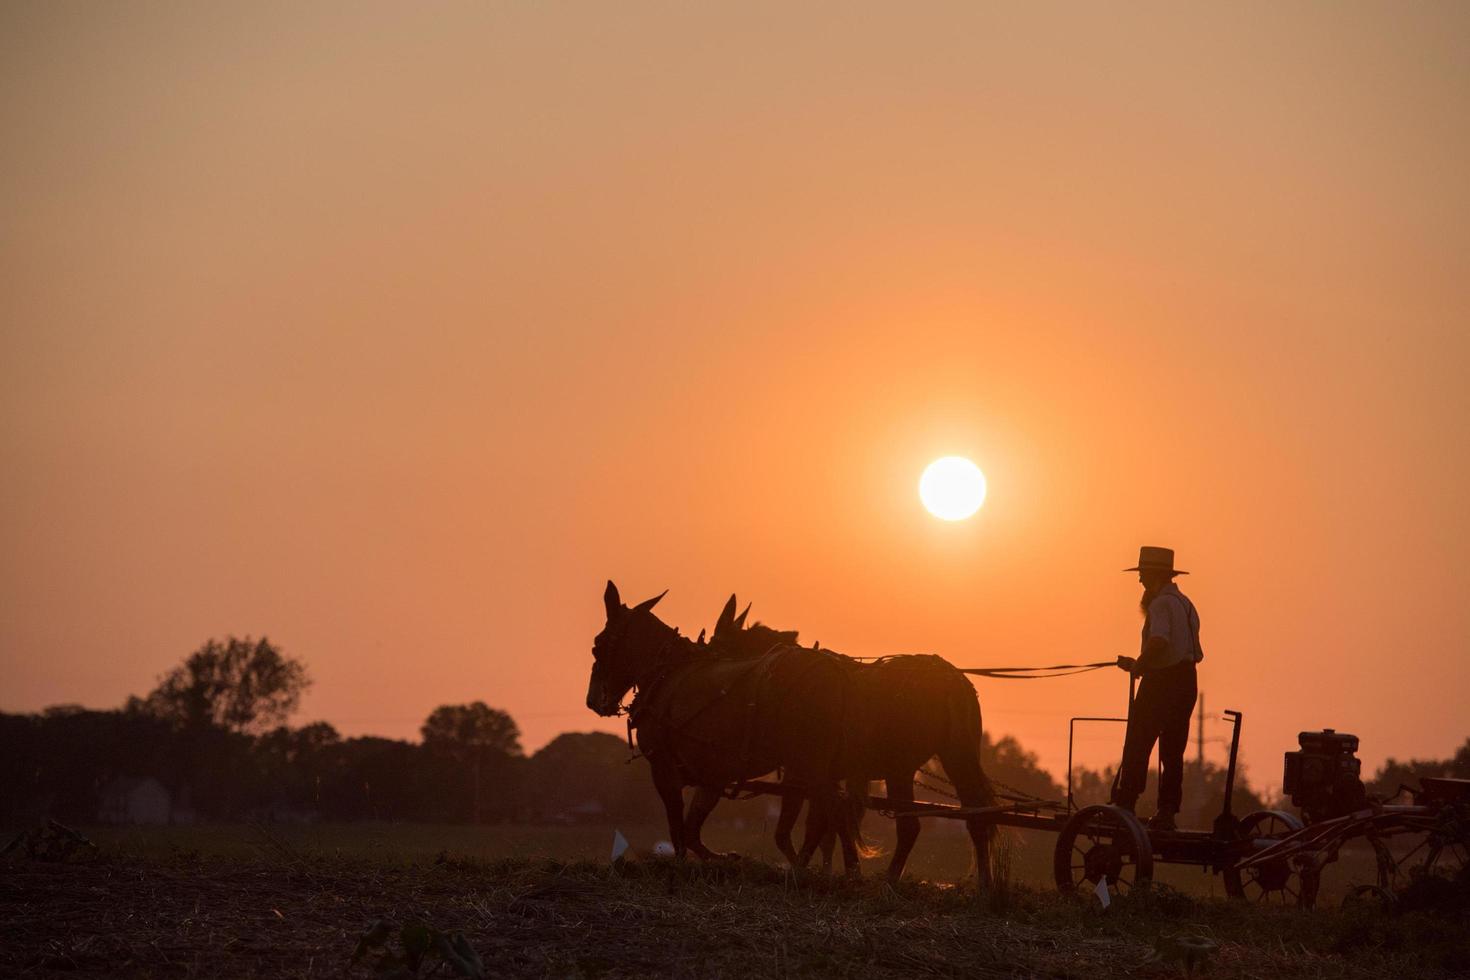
[1054,804,1153,903]
[1223,809,1305,905]
[1422,834,1470,878]
[1299,833,1392,910]
[1396,810,1470,882]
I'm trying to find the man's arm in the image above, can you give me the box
[1135,634,1173,672]
[1117,636,1170,675]
[1117,594,1176,675]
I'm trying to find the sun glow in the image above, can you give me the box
[919,457,987,521]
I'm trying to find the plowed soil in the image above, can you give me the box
[5,849,1467,979]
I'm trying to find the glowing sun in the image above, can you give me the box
[919,456,987,521]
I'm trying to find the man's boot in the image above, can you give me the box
[1147,810,1177,832]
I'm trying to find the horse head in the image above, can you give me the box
[709,593,799,657]
[713,594,751,638]
[586,580,672,717]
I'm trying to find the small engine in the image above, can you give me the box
[1283,729,1367,823]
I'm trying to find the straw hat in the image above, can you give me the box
[1123,545,1188,575]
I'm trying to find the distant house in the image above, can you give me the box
[98,777,193,825]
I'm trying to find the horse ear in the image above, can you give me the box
[715,594,738,634]
[734,602,752,629]
[632,589,668,614]
[604,581,622,619]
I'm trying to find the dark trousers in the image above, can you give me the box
[1116,660,1197,814]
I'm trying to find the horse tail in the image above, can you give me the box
[938,680,996,805]
[845,773,880,859]
[936,671,997,882]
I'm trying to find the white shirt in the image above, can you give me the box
[1143,584,1203,668]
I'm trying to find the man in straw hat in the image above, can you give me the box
[1114,546,1204,831]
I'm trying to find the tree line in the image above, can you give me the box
[2,636,1464,827]
[1,637,659,826]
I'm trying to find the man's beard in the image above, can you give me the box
[1140,584,1163,615]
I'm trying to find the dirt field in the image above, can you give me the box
[57,817,1400,905]
[4,824,1466,978]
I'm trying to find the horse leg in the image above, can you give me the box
[773,786,805,868]
[649,757,687,859]
[819,814,836,872]
[821,785,861,878]
[793,775,859,877]
[938,743,997,890]
[684,785,735,860]
[796,782,837,869]
[885,770,921,883]
[801,777,862,872]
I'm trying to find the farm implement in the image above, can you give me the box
[1230,767,1470,907]
[743,709,1469,908]
[591,584,1466,906]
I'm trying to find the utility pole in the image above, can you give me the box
[1195,692,1207,820]
[1196,692,1205,771]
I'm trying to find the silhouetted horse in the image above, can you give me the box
[708,608,998,885]
[672,595,866,863]
[676,595,797,859]
[585,582,861,872]
[815,655,997,884]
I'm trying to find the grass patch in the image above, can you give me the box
[3,827,1465,978]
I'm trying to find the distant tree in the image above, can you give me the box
[919,734,1066,804]
[527,732,659,824]
[421,702,524,822]
[1369,737,1470,801]
[982,734,1067,802]
[4,708,185,823]
[325,736,449,821]
[253,722,342,778]
[1182,760,1266,826]
[257,721,342,764]
[1068,765,1119,809]
[252,722,343,814]
[421,702,522,758]
[135,636,310,734]
[1066,760,1266,827]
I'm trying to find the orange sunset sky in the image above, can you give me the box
[3,4,1467,788]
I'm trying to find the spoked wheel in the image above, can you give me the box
[1054,805,1153,903]
[1223,809,1306,905]
[1422,833,1470,879]
[1396,811,1470,882]
[1299,834,1392,910]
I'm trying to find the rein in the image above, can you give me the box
[855,655,1117,679]
[959,660,1116,679]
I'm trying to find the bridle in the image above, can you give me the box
[602,628,688,759]
[594,614,689,718]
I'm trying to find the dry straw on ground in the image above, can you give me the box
[2,844,1466,979]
